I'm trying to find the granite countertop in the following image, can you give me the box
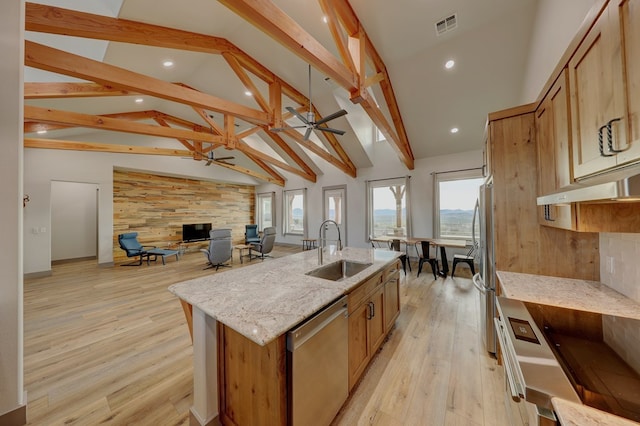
[496,271,640,321]
[169,247,400,346]
[552,398,640,426]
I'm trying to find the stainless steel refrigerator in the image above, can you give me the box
[472,177,496,354]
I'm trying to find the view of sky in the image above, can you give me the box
[439,178,484,210]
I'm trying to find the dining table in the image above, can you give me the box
[370,235,467,277]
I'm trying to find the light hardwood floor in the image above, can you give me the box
[24,246,509,425]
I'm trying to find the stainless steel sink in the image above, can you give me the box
[305,260,372,281]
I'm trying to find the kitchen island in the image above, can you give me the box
[169,247,401,426]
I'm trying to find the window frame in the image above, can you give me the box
[282,188,307,236]
[256,191,275,232]
[433,169,483,240]
[366,176,412,240]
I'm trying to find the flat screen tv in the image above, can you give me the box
[182,223,212,242]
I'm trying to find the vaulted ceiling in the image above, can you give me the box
[24,0,537,186]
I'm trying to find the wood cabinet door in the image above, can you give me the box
[614,0,640,166]
[348,301,370,391]
[536,70,576,230]
[369,287,386,353]
[569,1,624,178]
[384,277,400,332]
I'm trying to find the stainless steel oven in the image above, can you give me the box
[495,297,581,425]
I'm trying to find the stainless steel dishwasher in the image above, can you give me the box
[287,295,348,426]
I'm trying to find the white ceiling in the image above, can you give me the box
[24,0,541,169]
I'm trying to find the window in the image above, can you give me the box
[433,170,483,240]
[256,192,274,231]
[366,177,412,239]
[283,188,306,236]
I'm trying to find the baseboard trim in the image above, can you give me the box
[189,408,220,426]
[52,256,97,265]
[24,270,52,279]
[0,403,26,425]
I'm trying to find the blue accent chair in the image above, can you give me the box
[245,224,261,244]
[118,232,156,266]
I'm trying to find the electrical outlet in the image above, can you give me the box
[606,256,615,274]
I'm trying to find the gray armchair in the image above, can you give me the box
[248,226,276,260]
[200,228,232,270]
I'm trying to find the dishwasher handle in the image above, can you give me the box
[287,296,348,352]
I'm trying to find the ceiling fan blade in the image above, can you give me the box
[286,106,310,125]
[317,126,346,136]
[303,127,313,141]
[205,159,213,166]
[215,156,235,161]
[314,109,347,125]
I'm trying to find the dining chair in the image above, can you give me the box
[388,238,410,274]
[416,240,439,279]
[451,241,477,277]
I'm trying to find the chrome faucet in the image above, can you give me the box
[318,219,342,265]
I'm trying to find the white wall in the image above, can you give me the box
[51,181,98,261]
[256,137,483,254]
[24,131,259,274]
[519,0,600,103]
[0,0,25,419]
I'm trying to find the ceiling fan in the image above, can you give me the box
[271,64,347,141]
[204,150,235,166]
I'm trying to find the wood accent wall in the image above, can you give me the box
[113,169,255,263]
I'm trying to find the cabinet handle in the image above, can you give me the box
[607,117,625,153]
[366,302,373,320]
[599,124,614,157]
[544,204,554,222]
[371,301,375,318]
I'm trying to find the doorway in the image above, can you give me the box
[51,181,98,263]
[322,185,347,246]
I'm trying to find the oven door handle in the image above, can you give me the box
[494,317,524,402]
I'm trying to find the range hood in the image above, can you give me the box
[537,164,640,205]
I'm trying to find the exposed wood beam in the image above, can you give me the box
[318,0,355,75]
[24,137,284,185]
[261,130,317,180]
[324,0,414,169]
[237,141,315,181]
[282,129,356,178]
[217,0,357,91]
[242,153,285,185]
[25,105,227,145]
[24,82,131,99]
[25,3,236,55]
[153,117,197,151]
[24,138,193,157]
[25,41,270,125]
[25,3,309,115]
[311,105,357,175]
[222,52,270,113]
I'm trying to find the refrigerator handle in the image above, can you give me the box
[472,198,479,247]
[472,273,487,294]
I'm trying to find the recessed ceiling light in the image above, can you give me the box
[162,60,174,68]
[450,127,459,134]
[445,59,455,69]
[37,129,47,135]
[322,16,328,24]
[135,98,144,103]
[244,91,252,96]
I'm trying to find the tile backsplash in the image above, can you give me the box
[600,233,640,373]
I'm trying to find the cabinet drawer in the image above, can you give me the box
[382,260,401,282]
[348,272,382,314]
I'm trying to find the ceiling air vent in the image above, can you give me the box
[435,13,457,36]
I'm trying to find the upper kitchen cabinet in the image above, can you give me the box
[570,0,640,179]
[536,69,576,230]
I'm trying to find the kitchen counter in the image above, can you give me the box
[552,398,640,426]
[170,246,401,425]
[497,271,640,426]
[169,247,400,345]
[496,271,640,321]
